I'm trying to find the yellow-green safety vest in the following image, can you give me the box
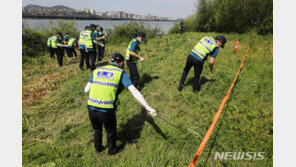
[68,38,75,47]
[87,65,123,109]
[97,32,105,44]
[51,36,58,48]
[192,36,217,60]
[79,31,86,46]
[125,39,140,63]
[84,30,94,49]
[47,37,51,47]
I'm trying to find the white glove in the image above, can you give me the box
[146,106,157,117]
[139,57,144,62]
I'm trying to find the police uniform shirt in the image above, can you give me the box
[95,31,105,44]
[129,38,140,53]
[55,36,61,46]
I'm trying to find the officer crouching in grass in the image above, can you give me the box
[178,35,227,92]
[84,53,157,155]
[125,32,147,88]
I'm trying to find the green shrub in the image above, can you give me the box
[106,21,162,44]
[40,19,80,38]
[169,15,198,34]
[22,24,47,58]
[169,0,272,35]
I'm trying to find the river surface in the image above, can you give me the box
[22,19,177,34]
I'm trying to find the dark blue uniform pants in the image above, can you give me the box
[126,61,140,88]
[54,48,63,67]
[97,45,105,61]
[48,47,55,58]
[179,54,204,92]
[88,51,97,70]
[88,108,117,153]
[79,49,90,69]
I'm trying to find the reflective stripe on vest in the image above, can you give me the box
[192,36,217,60]
[126,39,139,62]
[51,36,58,48]
[47,38,51,47]
[84,30,93,49]
[68,38,75,47]
[79,31,85,46]
[87,65,123,109]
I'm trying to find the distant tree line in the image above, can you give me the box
[170,0,272,35]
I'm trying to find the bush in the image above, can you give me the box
[169,15,198,34]
[40,19,80,38]
[106,21,162,44]
[22,24,47,58]
[169,0,273,35]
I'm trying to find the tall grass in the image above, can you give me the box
[22,31,273,166]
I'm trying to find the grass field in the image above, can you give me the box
[22,31,273,166]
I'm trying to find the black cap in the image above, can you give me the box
[111,53,124,63]
[56,32,61,35]
[137,32,147,41]
[66,32,69,35]
[215,35,227,48]
[90,24,96,28]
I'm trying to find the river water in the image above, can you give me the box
[22,19,177,34]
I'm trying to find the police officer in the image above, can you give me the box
[95,26,107,61]
[85,24,100,70]
[85,53,157,155]
[125,32,146,88]
[51,32,67,67]
[178,35,227,92]
[47,36,55,58]
[79,26,90,70]
[67,36,78,58]
[179,20,185,35]
[64,32,71,57]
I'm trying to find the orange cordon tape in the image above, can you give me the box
[189,30,256,167]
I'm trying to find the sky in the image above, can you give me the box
[22,0,197,19]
